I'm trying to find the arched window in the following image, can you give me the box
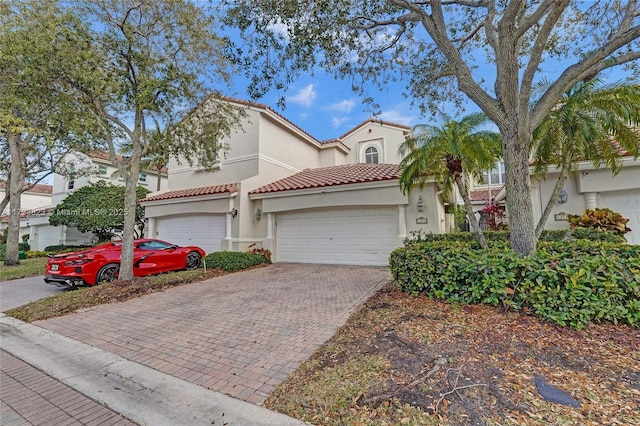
[364,146,379,164]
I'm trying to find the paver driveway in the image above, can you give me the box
[36,264,391,405]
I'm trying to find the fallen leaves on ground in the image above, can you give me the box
[266,283,640,425]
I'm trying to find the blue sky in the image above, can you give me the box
[230,70,421,141]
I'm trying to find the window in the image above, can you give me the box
[98,165,107,176]
[364,146,379,164]
[139,173,147,183]
[482,161,505,186]
[67,163,76,190]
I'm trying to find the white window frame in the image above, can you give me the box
[98,165,108,176]
[360,140,384,164]
[480,161,506,186]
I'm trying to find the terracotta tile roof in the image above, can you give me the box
[470,186,504,202]
[140,183,238,202]
[250,163,400,195]
[0,181,52,194]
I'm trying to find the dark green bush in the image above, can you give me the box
[389,240,640,329]
[43,244,92,253]
[570,227,627,243]
[204,251,270,272]
[405,229,571,246]
[0,243,31,261]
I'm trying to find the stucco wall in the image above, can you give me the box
[342,122,408,165]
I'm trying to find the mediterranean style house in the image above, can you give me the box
[3,152,168,250]
[141,97,640,264]
[465,156,640,245]
[141,97,446,266]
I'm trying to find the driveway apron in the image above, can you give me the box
[36,264,391,405]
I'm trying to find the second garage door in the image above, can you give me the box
[155,214,225,254]
[600,189,640,245]
[277,207,399,266]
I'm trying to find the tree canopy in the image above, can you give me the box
[0,0,99,265]
[49,181,150,242]
[223,0,640,255]
[53,0,243,279]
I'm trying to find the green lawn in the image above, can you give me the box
[0,257,48,281]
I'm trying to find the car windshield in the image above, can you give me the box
[137,240,174,250]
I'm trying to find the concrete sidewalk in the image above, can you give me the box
[0,314,305,426]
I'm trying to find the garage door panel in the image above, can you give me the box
[156,214,225,254]
[277,207,399,266]
[600,190,640,245]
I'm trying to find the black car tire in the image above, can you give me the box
[185,251,202,270]
[96,263,120,283]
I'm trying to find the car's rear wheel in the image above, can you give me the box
[185,252,202,270]
[96,263,120,283]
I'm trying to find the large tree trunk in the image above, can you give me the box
[5,133,25,266]
[119,147,142,281]
[455,173,488,249]
[502,130,537,256]
[535,157,572,238]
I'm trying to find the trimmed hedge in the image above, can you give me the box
[204,251,271,272]
[389,240,640,329]
[405,230,569,245]
[43,244,92,252]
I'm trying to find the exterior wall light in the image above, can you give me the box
[255,208,262,220]
[230,208,238,218]
[417,196,424,212]
[558,189,568,204]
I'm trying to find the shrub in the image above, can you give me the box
[0,243,31,261]
[389,240,640,329]
[25,250,49,258]
[568,208,631,235]
[204,251,269,272]
[404,229,570,246]
[570,227,627,243]
[43,244,92,253]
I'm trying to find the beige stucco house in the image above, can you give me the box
[466,156,640,245]
[141,98,446,265]
[11,152,168,250]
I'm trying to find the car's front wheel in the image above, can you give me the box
[96,263,120,283]
[185,252,202,270]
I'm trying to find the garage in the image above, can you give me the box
[277,207,399,266]
[156,214,225,254]
[600,189,640,245]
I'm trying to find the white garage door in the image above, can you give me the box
[600,189,640,245]
[277,207,399,266]
[156,214,225,254]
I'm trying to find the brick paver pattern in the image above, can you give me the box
[0,350,136,426]
[37,264,391,405]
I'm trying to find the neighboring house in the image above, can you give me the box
[9,152,169,251]
[531,156,640,245]
[141,97,447,266]
[0,182,53,242]
[465,156,640,245]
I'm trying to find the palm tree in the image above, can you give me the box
[398,112,502,248]
[532,79,640,237]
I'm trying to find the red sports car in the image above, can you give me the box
[44,239,205,288]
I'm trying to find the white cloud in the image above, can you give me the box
[328,99,356,113]
[377,109,415,126]
[288,84,317,107]
[331,116,350,127]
